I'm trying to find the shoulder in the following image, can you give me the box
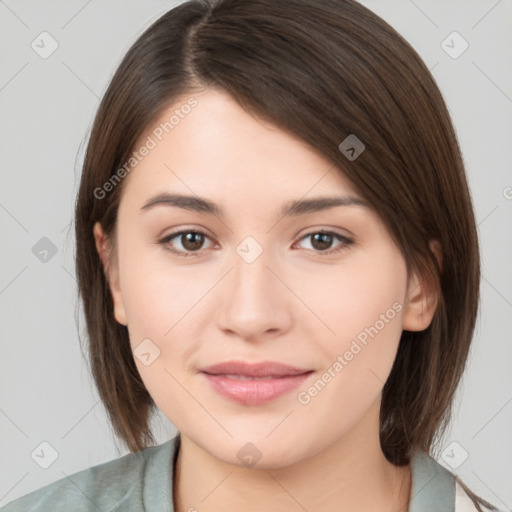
[455,480,510,512]
[0,437,178,512]
[456,481,481,511]
[409,448,504,512]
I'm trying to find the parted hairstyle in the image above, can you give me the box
[74,0,495,510]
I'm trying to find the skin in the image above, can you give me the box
[94,87,438,512]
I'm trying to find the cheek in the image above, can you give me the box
[118,243,214,396]
[291,252,407,439]
[297,250,408,416]
[304,249,407,348]
[118,233,206,340]
[119,254,204,417]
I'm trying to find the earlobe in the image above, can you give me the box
[402,240,442,332]
[93,222,128,326]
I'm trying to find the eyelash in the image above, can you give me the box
[158,229,354,258]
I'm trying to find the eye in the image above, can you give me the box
[158,228,354,258]
[159,229,214,257]
[294,230,354,255]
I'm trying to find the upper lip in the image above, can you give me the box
[200,360,312,378]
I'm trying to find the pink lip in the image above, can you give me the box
[199,360,314,405]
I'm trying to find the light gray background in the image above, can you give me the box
[1,0,511,508]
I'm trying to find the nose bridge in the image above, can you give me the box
[230,231,275,288]
[215,237,292,339]
[234,244,272,294]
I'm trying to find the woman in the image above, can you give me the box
[1,0,502,510]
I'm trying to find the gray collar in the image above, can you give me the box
[142,435,455,511]
[408,447,456,511]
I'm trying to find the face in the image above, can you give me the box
[94,87,433,468]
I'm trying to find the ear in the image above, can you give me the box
[93,222,128,326]
[402,240,442,332]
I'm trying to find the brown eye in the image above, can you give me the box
[180,232,205,251]
[310,232,334,251]
[159,230,214,257]
[296,230,354,255]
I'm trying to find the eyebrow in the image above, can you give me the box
[140,192,368,218]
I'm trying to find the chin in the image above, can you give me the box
[201,433,311,470]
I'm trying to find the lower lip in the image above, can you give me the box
[201,372,313,405]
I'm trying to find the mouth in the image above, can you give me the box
[199,360,314,405]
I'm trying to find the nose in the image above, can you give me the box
[215,246,293,342]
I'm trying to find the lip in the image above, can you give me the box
[199,360,314,405]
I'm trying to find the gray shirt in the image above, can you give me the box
[0,434,482,511]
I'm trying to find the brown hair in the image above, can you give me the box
[74,0,495,509]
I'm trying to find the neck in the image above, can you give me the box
[172,402,411,512]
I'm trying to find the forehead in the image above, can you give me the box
[120,88,361,210]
